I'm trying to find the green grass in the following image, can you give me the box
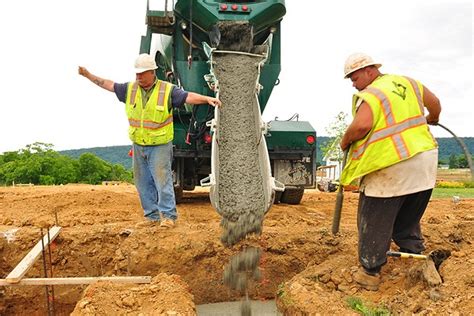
[432,188,474,198]
[346,297,390,316]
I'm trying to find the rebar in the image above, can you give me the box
[47,227,55,315]
[40,228,53,316]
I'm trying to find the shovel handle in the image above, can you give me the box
[386,251,427,260]
[331,149,349,235]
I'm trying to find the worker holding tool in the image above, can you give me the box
[78,54,221,228]
[339,53,441,291]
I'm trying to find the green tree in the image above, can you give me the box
[2,151,20,163]
[110,164,133,183]
[50,156,79,184]
[0,161,18,185]
[0,143,133,186]
[78,153,112,184]
[321,111,349,164]
[448,154,458,169]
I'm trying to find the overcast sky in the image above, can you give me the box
[0,0,472,153]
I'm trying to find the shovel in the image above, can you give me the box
[386,249,451,269]
[331,149,349,235]
[387,250,451,287]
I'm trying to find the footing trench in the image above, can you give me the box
[0,186,473,314]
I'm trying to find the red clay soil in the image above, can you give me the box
[0,184,473,315]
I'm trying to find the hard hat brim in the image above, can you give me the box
[134,66,158,74]
[344,63,382,79]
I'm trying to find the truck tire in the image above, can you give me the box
[280,188,304,205]
[174,186,183,204]
[273,190,283,204]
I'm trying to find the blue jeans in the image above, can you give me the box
[132,142,177,221]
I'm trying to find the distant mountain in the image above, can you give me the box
[60,145,133,169]
[60,137,474,169]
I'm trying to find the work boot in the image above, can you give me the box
[135,219,159,228]
[353,268,381,291]
[160,218,175,229]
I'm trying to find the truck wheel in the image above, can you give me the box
[174,186,183,204]
[273,190,283,204]
[280,188,304,205]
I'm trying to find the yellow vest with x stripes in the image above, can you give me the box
[340,74,437,185]
[125,80,174,146]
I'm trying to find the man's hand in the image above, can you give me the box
[425,114,439,125]
[77,66,115,92]
[185,92,221,107]
[207,97,221,107]
[78,66,90,78]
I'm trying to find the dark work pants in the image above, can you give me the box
[357,189,433,272]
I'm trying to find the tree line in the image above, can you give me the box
[0,142,132,186]
[2,136,472,187]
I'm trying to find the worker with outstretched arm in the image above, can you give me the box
[78,54,221,229]
[339,53,441,291]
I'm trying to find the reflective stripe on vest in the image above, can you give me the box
[353,76,427,161]
[360,86,412,159]
[128,114,173,130]
[130,82,139,106]
[129,81,169,110]
[404,76,424,114]
[352,115,427,159]
[157,80,167,106]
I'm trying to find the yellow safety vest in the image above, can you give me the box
[340,75,437,185]
[125,80,174,146]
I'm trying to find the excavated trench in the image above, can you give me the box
[0,208,329,315]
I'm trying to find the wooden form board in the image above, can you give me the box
[0,276,152,286]
[5,226,62,284]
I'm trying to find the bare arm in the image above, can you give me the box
[78,66,115,92]
[423,85,441,125]
[185,92,221,107]
[340,102,373,150]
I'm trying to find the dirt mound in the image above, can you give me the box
[0,185,472,314]
[276,198,474,315]
[71,274,195,315]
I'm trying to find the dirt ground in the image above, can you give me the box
[0,184,473,315]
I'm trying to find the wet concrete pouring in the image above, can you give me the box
[213,51,271,315]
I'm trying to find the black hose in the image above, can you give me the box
[435,123,473,181]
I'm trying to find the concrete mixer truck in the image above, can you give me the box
[139,0,316,205]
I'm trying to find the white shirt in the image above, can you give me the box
[360,149,438,197]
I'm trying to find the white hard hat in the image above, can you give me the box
[134,53,158,73]
[344,53,381,78]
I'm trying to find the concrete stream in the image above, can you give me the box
[196,300,281,315]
